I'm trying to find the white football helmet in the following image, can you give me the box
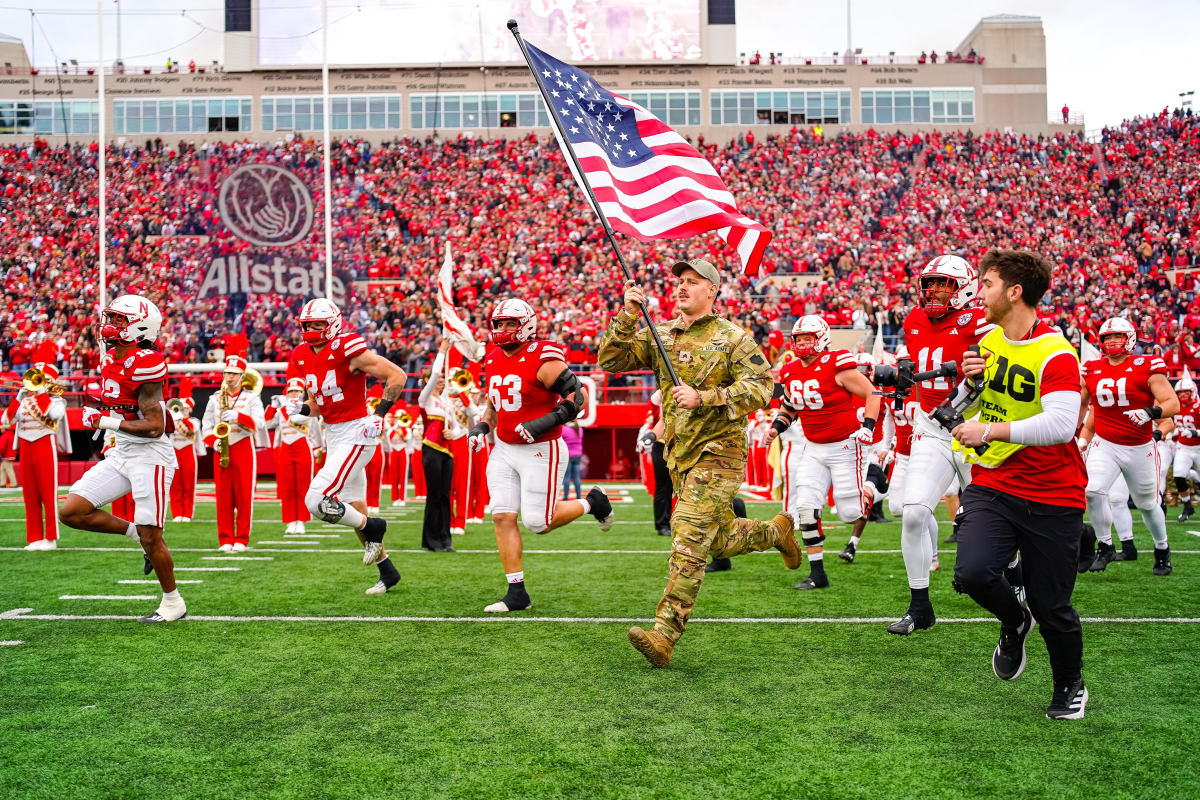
[99,295,162,345]
[854,352,877,380]
[1097,317,1136,357]
[490,299,537,347]
[790,315,831,358]
[298,298,343,344]
[895,344,910,360]
[919,255,978,318]
[1177,376,1196,403]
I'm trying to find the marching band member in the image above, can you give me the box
[265,377,320,533]
[201,355,265,552]
[383,407,413,506]
[418,341,465,552]
[168,397,205,523]
[364,386,387,515]
[2,362,69,549]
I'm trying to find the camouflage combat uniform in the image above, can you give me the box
[599,307,782,643]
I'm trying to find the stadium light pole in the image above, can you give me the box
[97,0,106,310]
[321,0,334,300]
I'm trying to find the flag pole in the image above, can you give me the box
[507,19,680,387]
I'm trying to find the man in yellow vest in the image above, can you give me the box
[949,249,1090,720]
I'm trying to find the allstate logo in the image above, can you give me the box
[218,164,314,247]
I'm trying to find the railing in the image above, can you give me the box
[1056,113,1086,126]
[746,54,984,67]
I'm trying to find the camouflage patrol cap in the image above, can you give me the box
[671,258,720,285]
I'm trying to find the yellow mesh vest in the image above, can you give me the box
[962,326,1080,469]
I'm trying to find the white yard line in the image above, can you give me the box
[59,595,157,601]
[200,556,274,561]
[2,608,1199,625]
[118,580,203,584]
[0,640,23,645]
[255,541,321,545]
[176,567,241,572]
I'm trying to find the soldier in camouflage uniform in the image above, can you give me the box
[598,258,802,668]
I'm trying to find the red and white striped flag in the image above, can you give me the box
[525,42,772,276]
[438,242,483,361]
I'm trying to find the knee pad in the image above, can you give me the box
[314,494,347,523]
[731,497,747,518]
[796,508,824,547]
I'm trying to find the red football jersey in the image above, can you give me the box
[1083,354,1167,446]
[777,349,860,444]
[485,340,567,445]
[1175,398,1200,446]
[287,331,370,425]
[893,399,920,457]
[96,347,175,437]
[904,306,994,412]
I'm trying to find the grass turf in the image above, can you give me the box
[1,485,1198,799]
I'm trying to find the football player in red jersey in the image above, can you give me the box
[467,299,615,613]
[763,315,880,591]
[285,298,409,595]
[59,295,186,623]
[1079,317,1178,574]
[1170,375,1200,522]
[889,255,997,636]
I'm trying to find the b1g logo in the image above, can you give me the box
[985,354,1036,402]
[218,164,314,247]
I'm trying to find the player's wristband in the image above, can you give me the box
[98,416,121,432]
[469,421,491,438]
[1146,406,1163,420]
[373,398,395,418]
[861,417,876,432]
[1154,429,1164,442]
[771,418,789,436]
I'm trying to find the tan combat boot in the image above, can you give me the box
[628,626,673,668]
[772,513,802,570]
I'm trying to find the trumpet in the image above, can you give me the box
[2,366,65,396]
[397,410,413,428]
[167,398,188,416]
[451,368,475,393]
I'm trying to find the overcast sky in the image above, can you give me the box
[3,0,1196,127]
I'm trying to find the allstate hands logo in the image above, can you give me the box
[218,164,314,247]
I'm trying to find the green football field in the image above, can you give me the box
[1,484,1198,800]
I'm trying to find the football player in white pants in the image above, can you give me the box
[1080,317,1178,576]
[468,300,615,613]
[1171,376,1199,521]
[60,296,186,623]
[765,315,880,591]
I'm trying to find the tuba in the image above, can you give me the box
[241,367,263,395]
[451,368,475,393]
[397,410,413,428]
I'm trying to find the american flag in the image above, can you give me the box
[524,42,772,276]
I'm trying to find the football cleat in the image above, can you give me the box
[586,486,615,531]
[138,603,187,624]
[1114,539,1138,561]
[992,606,1033,681]
[1152,547,1172,576]
[1088,541,1116,572]
[365,577,400,595]
[484,591,532,613]
[838,542,856,563]
[886,611,935,636]
[794,575,830,591]
[1178,501,1194,523]
[627,626,673,668]
[362,541,385,566]
[704,558,732,573]
[1046,679,1089,720]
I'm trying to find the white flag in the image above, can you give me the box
[871,311,886,362]
[438,242,483,362]
[1080,338,1101,364]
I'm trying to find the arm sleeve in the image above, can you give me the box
[597,310,654,374]
[1007,391,1082,446]
[419,352,445,409]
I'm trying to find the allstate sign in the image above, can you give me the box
[217,164,314,248]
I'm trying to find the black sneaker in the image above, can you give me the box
[838,542,856,563]
[943,529,960,544]
[1077,524,1097,573]
[483,589,532,613]
[704,557,732,573]
[1088,541,1115,572]
[586,486,615,531]
[886,610,935,636]
[992,606,1033,681]
[1153,546,1173,576]
[1178,501,1194,523]
[1114,539,1138,561]
[143,554,154,576]
[1046,678,1089,720]
[657,527,672,537]
[794,575,829,590]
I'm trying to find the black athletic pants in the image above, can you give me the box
[652,441,673,533]
[421,445,453,551]
[954,484,1084,683]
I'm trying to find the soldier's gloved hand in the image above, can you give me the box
[220,409,239,423]
[283,397,306,415]
[1123,408,1153,426]
[362,416,384,438]
[852,425,875,445]
[636,429,657,454]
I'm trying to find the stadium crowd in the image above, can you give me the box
[0,105,1197,386]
